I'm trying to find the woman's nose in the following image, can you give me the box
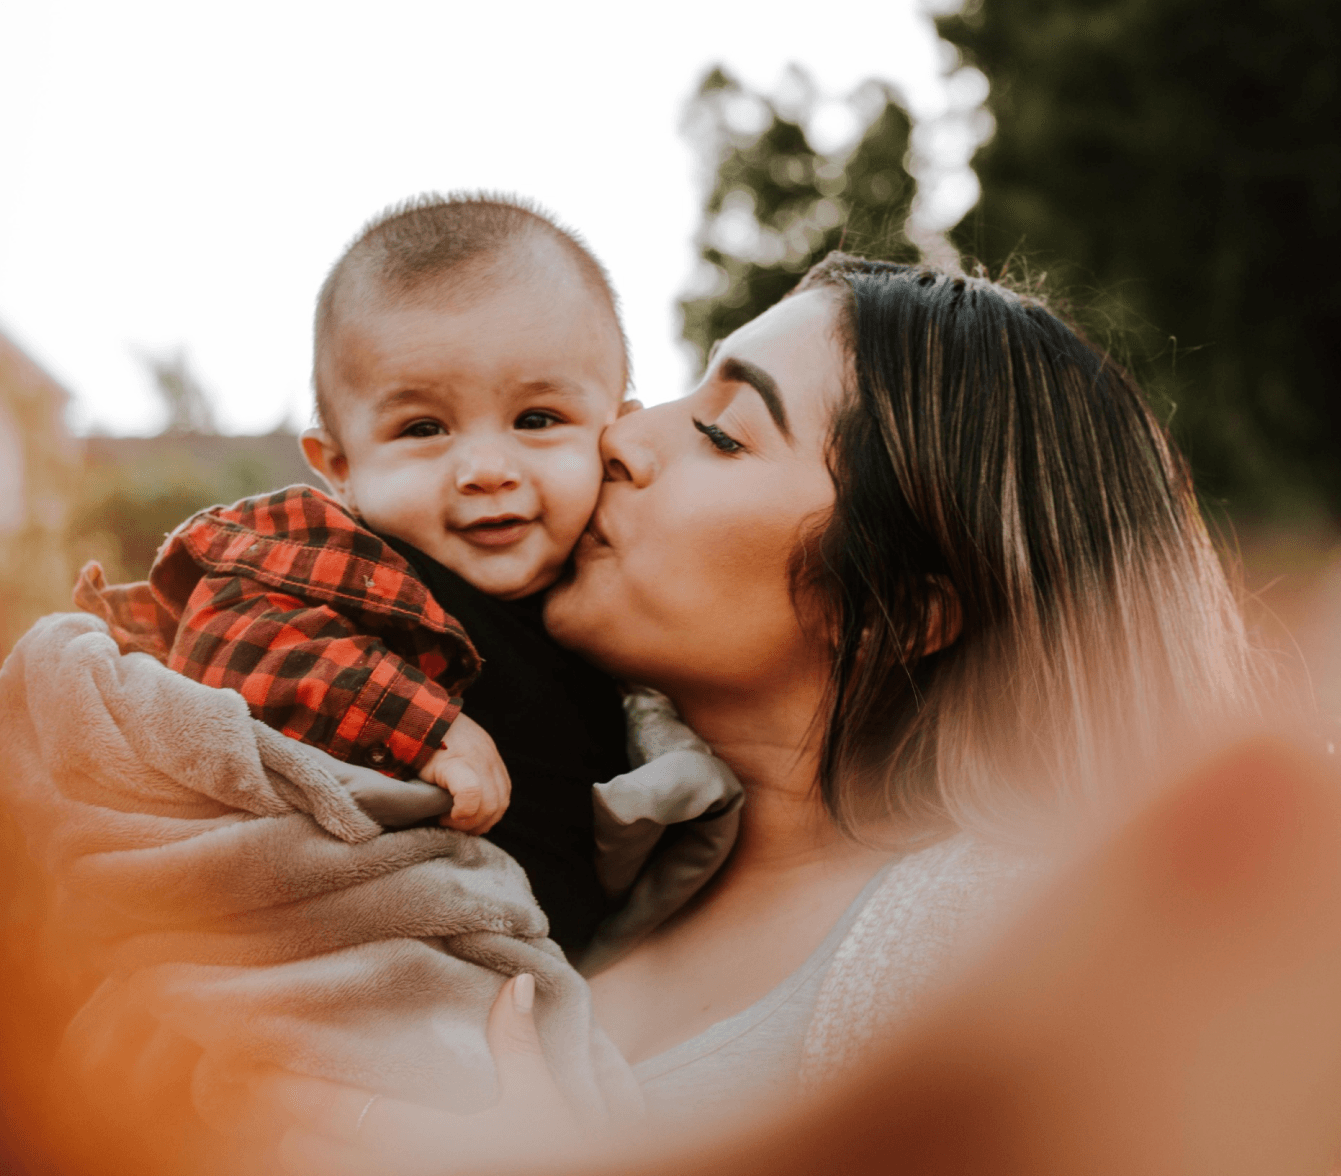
[600,403,660,487]
[454,443,521,495]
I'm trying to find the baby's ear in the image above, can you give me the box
[617,398,643,418]
[299,428,353,507]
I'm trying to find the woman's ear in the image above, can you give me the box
[854,579,963,665]
[299,428,355,511]
[921,577,963,656]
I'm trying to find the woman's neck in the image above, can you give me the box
[588,679,893,1063]
[673,679,854,874]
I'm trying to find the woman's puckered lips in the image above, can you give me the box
[581,513,611,547]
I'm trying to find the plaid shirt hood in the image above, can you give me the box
[75,486,481,777]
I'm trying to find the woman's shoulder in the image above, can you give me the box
[800,833,1042,1088]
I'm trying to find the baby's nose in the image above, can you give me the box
[455,445,521,495]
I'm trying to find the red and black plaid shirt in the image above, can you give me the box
[74,486,481,779]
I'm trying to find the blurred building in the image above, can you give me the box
[0,329,81,659]
[0,328,317,660]
[72,430,314,585]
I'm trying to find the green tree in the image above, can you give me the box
[680,66,920,369]
[938,0,1340,520]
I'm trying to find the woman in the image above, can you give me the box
[272,251,1261,1153]
[553,254,1258,1107]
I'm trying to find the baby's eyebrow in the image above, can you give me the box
[369,386,434,414]
[516,378,580,395]
[509,378,599,404]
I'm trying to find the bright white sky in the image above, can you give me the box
[0,0,985,436]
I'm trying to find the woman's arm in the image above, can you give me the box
[268,735,1341,1176]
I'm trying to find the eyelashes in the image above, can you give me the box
[398,410,564,438]
[693,417,744,454]
[402,419,444,438]
[515,410,562,430]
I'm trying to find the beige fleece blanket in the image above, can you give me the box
[0,613,642,1167]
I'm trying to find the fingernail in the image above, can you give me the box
[512,973,535,1013]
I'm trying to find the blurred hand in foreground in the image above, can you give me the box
[265,735,1341,1176]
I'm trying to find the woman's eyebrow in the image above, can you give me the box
[720,356,790,436]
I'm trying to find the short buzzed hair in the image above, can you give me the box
[313,191,628,431]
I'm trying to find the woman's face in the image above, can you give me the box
[544,288,847,700]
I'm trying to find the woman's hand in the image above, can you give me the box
[258,975,583,1176]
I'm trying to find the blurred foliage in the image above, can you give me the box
[680,66,919,369]
[937,0,1340,521]
[0,341,313,662]
[66,350,311,584]
[69,434,312,583]
[0,335,81,661]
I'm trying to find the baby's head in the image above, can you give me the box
[302,193,629,600]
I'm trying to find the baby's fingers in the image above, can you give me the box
[438,769,493,834]
[472,764,511,835]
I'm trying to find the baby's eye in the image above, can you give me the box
[692,417,745,454]
[402,419,444,439]
[515,410,561,431]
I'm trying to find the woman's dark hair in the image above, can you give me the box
[791,254,1259,835]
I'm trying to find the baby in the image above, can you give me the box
[76,194,640,956]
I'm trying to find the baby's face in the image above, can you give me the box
[307,243,626,600]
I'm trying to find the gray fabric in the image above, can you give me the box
[583,690,744,974]
[336,758,457,827]
[633,862,894,1121]
[0,613,641,1153]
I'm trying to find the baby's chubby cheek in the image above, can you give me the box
[536,443,607,552]
[344,464,436,539]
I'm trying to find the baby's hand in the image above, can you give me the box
[419,713,511,835]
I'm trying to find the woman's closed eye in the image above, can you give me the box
[693,417,745,454]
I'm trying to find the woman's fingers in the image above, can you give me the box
[259,979,575,1175]
[485,975,584,1148]
[486,975,549,1096]
[486,974,539,1056]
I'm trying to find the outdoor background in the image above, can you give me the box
[1,0,1338,705]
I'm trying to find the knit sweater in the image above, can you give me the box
[800,833,1040,1089]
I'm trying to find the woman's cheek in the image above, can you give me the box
[643,503,789,646]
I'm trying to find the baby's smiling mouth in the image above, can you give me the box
[455,514,534,548]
